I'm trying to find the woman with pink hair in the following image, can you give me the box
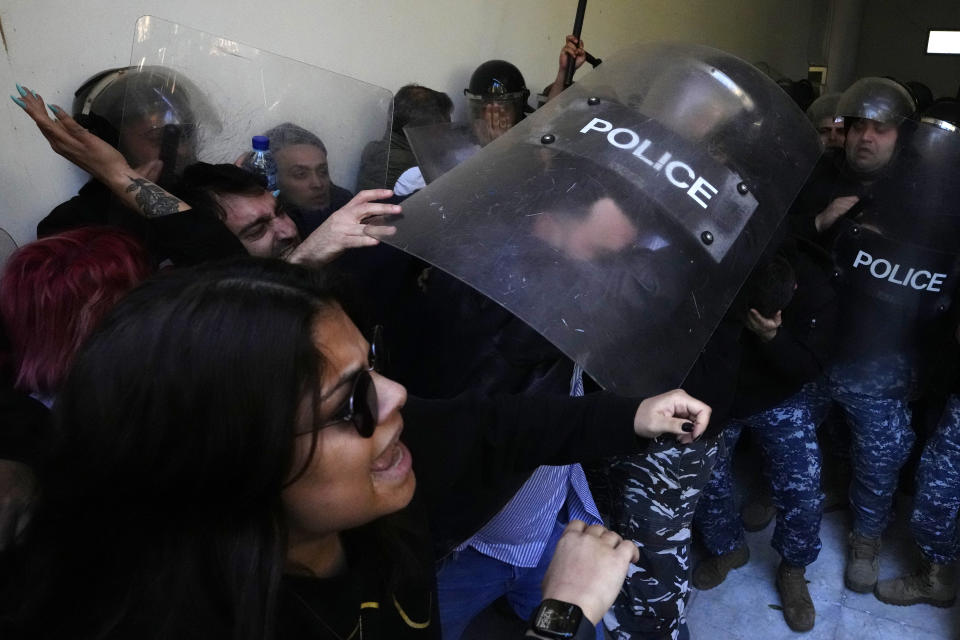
[0,227,151,548]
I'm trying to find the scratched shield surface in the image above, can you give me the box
[369,42,821,396]
[124,16,393,191]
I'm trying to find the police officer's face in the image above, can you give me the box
[845,118,898,174]
[219,190,301,259]
[817,116,846,150]
[275,144,331,211]
[533,197,639,261]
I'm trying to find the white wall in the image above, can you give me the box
[0,0,814,246]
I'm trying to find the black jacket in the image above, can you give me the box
[38,180,245,266]
[277,391,646,640]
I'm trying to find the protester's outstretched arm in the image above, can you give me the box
[633,388,711,444]
[525,521,638,638]
[286,189,400,266]
[13,85,189,218]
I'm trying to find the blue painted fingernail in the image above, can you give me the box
[10,96,25,108]
[48,105,59,116]
[15,84,27,98]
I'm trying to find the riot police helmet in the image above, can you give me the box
[836,77,917,125]
[464,59,531,123]
[837,77,916,175]
[806,93,841,124]
[920,99,960,133]
[806,93,844,149]
[71,66,218,172]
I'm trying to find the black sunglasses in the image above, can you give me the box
[300,326,383,439]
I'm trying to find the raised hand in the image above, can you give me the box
[287,189,400,266]
[12,84,188,218]
[12,84,128,181]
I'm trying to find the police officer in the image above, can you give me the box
[692,244,836,632]
[806,93,845,153]
[463,59,532,144]
[594,48,818,640]
[874,99,960,609]
[791,77,950,598]
[34,66,221,265]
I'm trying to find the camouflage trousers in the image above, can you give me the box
[827,357,916,538]
[911,393,960,564]
[694,385,826,567]
[599,438,719,640]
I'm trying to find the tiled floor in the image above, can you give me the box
[687,505,960,639]
[466,503,959,639]
[464,466,959,639]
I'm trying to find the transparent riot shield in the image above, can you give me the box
[369,42,821,397]
[404,122,483,184]
[832,119,960,336]
[404,110,532,184]
[124,16,392,195]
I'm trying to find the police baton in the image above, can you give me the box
[563,0,588,88]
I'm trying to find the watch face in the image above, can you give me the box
[532,599,583,638]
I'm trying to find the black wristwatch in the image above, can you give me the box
[528,599,593,639]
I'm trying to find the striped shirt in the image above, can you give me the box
[456,364,602,567]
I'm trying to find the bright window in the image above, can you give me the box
[927,30,960,55]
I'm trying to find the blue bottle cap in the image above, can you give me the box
[252,135,270,151]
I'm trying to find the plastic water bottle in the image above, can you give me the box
[247,135,277,191]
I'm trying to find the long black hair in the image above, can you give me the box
[1,258,351,639]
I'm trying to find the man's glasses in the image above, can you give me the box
[300,326,383,439]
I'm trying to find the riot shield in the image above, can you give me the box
[124,16,393,194]
[404,121,483,184]
[369,42,821,396]
[832,119,960,326]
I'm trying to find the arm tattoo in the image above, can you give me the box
[125,177,181,218]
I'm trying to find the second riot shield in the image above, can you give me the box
[370,42,821,396]
[831,117,960,360]
[123,16,393,197]
[404,121,484,184]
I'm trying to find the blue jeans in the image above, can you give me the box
[436,517,605,640]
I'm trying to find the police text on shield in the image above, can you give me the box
[852,250,947,292]
[580,118,719,210]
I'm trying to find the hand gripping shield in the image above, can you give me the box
[369,42,821,396]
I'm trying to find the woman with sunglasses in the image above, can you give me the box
[0,256,708,640]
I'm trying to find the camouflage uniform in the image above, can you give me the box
[600,438,719,640]
[827,354,916,538]
[694,384,828,567]
[910,393,960,564]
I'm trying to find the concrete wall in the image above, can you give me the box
[854,0,960,99]
[0,0,814,246]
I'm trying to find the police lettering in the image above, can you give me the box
[851,250,947,292]
[579,118,719,209]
